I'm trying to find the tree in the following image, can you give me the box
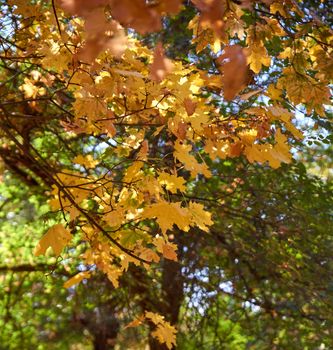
[0,0,332,349]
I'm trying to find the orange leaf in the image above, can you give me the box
[184,97,197,116]
[63,271,91,289]
[217,45,248,101]
[150,43,173,82]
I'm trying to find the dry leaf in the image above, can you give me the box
[192,0,226,39]
[150,43,173,82]
[216,44,248,100]
[184,97,197,116]
[109,0,161,34]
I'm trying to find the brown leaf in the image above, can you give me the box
[83,7,109,35]
[192,0,226,39]
[162,243,178,261]
[76,21,127,63]
[229,142,243,157]
[58,0,109,16]
[184,97,197,116]
[176,121,187,140]
[109,0,161,34]
[217,44,248,101]
[150,43,173,82]
[157,0,182,14]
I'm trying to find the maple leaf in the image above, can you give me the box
[245,130,292,168]
[267,84,282,101]
[192,0,226,40]
[74,154,98,168]
[151,322,177,350]
[63,271,91,289]
[137,247,160,264]
[106,267,123,288]
[189,201,214,232]
[184,97,197,116]
[267,106,303,140]
[109,0,162,34]
[145,311,166,325]
[217,44,248,100]
[174,141,211,178]
[158,172,186,194]
[126,311,177,349]
[104,208,125,228]
[123,161,144,183]
[34,224,72,257]
[277,67,331,116]
[150,43,173,82]
[270,130,293,168]
[153,236,178,261]
[143,201,190,234]
[246,43,271,74]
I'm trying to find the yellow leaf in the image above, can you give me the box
[266,84,282,101]
[105,265,123,288]
[270,2,288,17]
[104,208,125,228]
[151,322,177,350]
[137,140,149,160]
[123,161,143,183]
[162,243,178,261]
[158,172,186,194]
[245,130,292,168]
[174,141,211,178]
[63,271,91,289]
[145,311,165,325]
[246,44,271,74]
[189,202,214,232]
[271,129,293,166]
[67,205,81,221]
[153,125,165,137]
[34,224,72,257]
[145,311,177,349]
[73,154,98,168]
[267,106,303,140]
[143,201,190,234]
[277,67,330,116]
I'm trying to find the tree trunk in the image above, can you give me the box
[93,333,115,350]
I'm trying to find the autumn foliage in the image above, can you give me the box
[0,0,332,348]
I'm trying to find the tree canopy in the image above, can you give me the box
[0,0,332,349]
